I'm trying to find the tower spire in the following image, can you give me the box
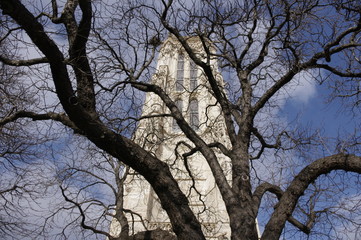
[111,36,231,240]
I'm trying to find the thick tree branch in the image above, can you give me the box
[0,56,48,66]
[60,0,79,42]
[314,63,361,77]
[262,153,361,239]
[68,0,96,113]
[0,184,19,195]
[0,110,78,131]
[181,141,232,159]
[252,182,313,235]
[252,182,283,213]
[250,127,281,160]
[113,164,130,239]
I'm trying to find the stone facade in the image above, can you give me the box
[110,36,231,240]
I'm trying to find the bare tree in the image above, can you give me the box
[55,141,131,240]
[0,0,361,240]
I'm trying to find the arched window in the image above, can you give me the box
[172,99,183,131]
[176,53,184,91]
[189,61,197,91]
[189,99,199,130]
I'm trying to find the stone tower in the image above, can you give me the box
[111,36,232,240]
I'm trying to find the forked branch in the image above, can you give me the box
[262,153,361,239]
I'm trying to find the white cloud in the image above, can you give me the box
[287,71,317,104]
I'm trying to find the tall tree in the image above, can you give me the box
[0,0,361,239]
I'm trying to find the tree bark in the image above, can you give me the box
[262,154,361,239]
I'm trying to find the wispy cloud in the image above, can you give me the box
[287,71,317,104]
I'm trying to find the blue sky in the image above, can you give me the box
[282,80,358,146]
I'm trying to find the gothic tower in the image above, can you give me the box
[112,35,232,239]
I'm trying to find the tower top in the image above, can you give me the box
[111,34,231,240]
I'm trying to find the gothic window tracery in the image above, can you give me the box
[172,99,183,131]
[189,99,199,130]
[176,53,184,91]
[175,52,200,131]
[190,60,198,91]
